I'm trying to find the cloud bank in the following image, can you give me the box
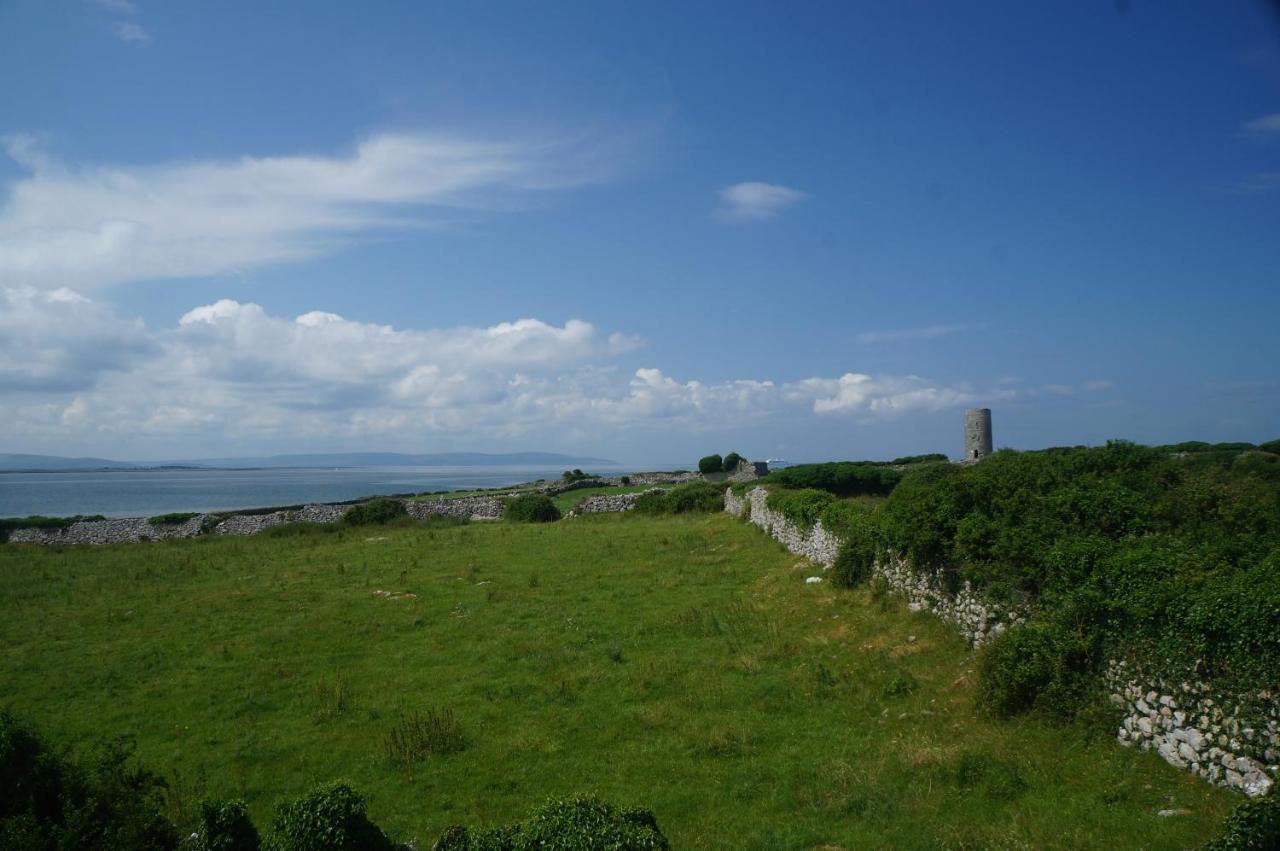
[0,289,1025,449]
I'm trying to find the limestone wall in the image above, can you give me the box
[724,484,1277,797]
[568,488,666,515]
[1109,661,1276,797]
[725,486,1018,646]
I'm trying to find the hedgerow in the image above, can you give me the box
[635,482,723,515]
[340,498,407,526]
[765,462,901,497]
[753,440,1280,718]
[503,494,562,523]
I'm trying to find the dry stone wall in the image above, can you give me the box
[1109,661,1277,797]
[726,483,1278,796]
[568,488,666,515]
[725,486,1018,646]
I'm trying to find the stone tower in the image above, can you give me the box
[964,408,993,461]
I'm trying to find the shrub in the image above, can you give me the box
[698,454,723,474]
[722,452,743,472]
[561,469,591,483]
[764,488,834,530]
[1204,793,1280,850]
[620,476,631,486]
[889,453,949,465]
[767,462,901,497]
[0,708,179,851]
[264,782,398,851]
[384,708,467,765]
[504,494,561,523]
[434,795,669,850]
[340,498,406,526]
[634,482,723,515]
[192,799,261,851]
[1261,438,1280,455]
[147,512,199,526]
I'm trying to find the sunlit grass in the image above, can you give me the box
[0,514,1232,848]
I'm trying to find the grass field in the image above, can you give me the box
[0,513,1233,848]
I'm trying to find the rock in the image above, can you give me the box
[1157,809,1190,818]
[805,576,823,585]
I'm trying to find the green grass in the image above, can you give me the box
[0,514,1232,848]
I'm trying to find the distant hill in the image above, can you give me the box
[0,451,615,471]
[0,454,144,471]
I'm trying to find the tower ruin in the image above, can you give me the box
[964,408,993,461]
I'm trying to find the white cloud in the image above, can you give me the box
[856,324,974,345]
[0,293,1013,447]
[714,181,807,222]
[1242,113,1280,136]
[0,132,610,291]
[110,21,151,43]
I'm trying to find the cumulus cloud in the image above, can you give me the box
[0,293,1014,447]
[714,181,807,222]
[0,132,610,290]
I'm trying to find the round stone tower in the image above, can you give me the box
[964,408,993,461]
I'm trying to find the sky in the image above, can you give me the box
[0,1,1278,465]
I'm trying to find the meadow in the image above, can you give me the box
[0,512,1234,848]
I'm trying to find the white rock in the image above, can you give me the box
[805,576,823,584]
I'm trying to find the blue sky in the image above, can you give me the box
[0,1,1277,465]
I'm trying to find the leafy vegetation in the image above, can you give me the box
[1203,793,1280,851]
[697,454,723,474]
[264,781,399,851]
[765,461,902,497]
[0,514,1231,846]
[561,469,591,483]
[721,452,743,473]
[340,498,407,526]
[633,481,723,515]
[435,796,669,850]
[148,512,200,527]
[503,493,562,523]
[759,441,1280,718]
[0,707,179,850]
[191,799,261,851]
[888,453,949,465]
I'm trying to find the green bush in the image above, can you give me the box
[192,799,261,851]
[264,781,398,851]
[766,462,901,497]
[764,488,834,530]
[561,469,590,483]
[976,617,1100,720]
[340,498,407,526]
[698,454,723,474]
[434,795,669,850]
[1203,793,1280,850]
[147,512,199,526]
[0,708,180,851]
[504,494,562,523]
[722,452,743,472]
[1261,438,1280,455]
[634,482,723,515]
[889,453,949,465]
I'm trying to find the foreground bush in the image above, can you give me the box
[1203,793,1280,850]
[0,708,179,850]
[504,494,561,523]
[634,482,722,515]
[192,799,260,851]
[433,795,669,850]
[341,498,407,526]
[265,782,399,851]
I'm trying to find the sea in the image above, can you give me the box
[0,466,629,519]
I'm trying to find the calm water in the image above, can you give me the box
[0,466,623,518]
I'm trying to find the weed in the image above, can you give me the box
[384,708,467,765]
